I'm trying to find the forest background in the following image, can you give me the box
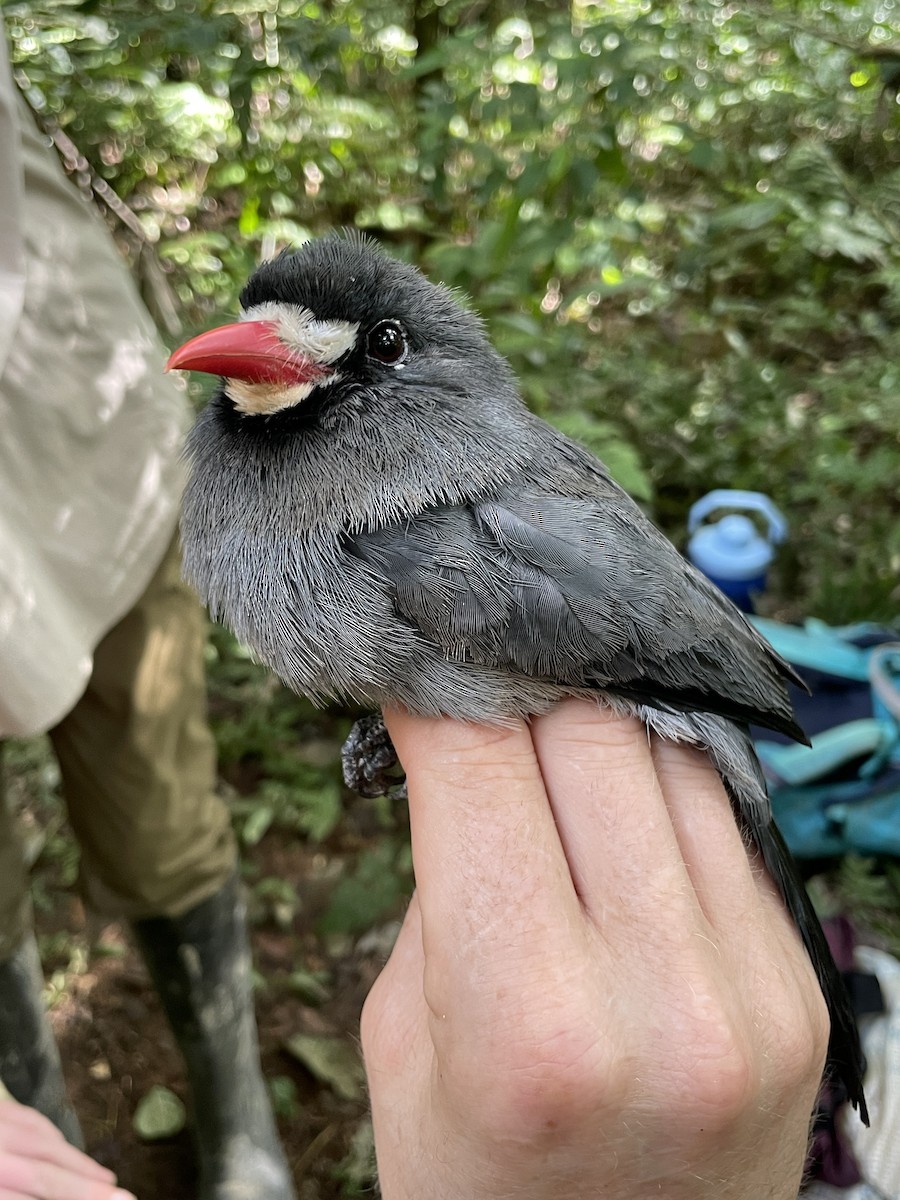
[3,1,900,1196]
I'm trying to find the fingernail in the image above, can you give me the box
[112,1190,138,1200]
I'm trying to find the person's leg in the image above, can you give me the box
[48,534,233,923]
[49,536,294,1199]
[0,746,83,1145]
[132,876,296,1198]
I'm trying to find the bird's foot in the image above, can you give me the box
[342,713,407,798]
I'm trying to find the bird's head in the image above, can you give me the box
[168,233,515,429]
[172,234,538,546]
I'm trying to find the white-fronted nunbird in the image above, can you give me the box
[168,233,868,1122]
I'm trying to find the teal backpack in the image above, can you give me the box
[751,619,900,859]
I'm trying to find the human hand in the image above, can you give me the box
[0,1099,136,1200]
[361,701,828,1200]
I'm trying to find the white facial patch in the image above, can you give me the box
[243,301,359,365]
[227,302,359,417]
[225,375,340,416]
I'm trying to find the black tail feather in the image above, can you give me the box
[755,818,869,1124]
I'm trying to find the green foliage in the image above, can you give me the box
[133,1085,188,1141]
[1,736,60,815]
[268,1074,301,1121]
[284,1033,365,1101]
[1,737,79,908]
[334,1118,376,1198]
[833,857,900,958]
[232,775,342,845]
[1,20,897,1180]
[285,966,331,1005]
[551,410,653,503]
[317,842,412,937]
[5,0,898,620]
[249,873,301,929]
[206,627,345,843]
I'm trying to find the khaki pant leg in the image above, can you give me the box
[48,536,236,921]
[0,747,33,960]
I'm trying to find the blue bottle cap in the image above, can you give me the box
[688,514,775,582]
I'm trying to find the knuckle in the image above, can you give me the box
[660,999,759,1130]
[358,984,381,1056]
[651,736,719,785]
[809,984,832,1065]
[681,1042,758,1129]
[467,1016,618,1139]
[777,1024,826,1096]
[419,720,537,794]
[360,975,406,1075]
[770,977,831,1088]
[547,702,646,753]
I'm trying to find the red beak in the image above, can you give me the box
[166,320,330,387]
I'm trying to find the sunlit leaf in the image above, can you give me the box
[133,1086,186,1141]
[240,803,273,846]
[710,199,784,231]
[284,1034,364,1101]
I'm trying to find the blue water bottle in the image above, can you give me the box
[687,490,787,612]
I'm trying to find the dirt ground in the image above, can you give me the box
[37,824,396,1200]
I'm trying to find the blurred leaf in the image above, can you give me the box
[268,1075,301,1120]
[336,1117,377,1195]
[286,968,332,1006]
[133,1086,186,1141]
[814,219,887,264]
[284,1034,364,1101]
[240,803,274,846]
[318,843,410,937]
[710,199,785,231]
[239,197,260,237]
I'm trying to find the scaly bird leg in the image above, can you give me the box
[342,712,408,799]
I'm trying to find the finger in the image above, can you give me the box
[0,1102,68,1141]
[0,1150,133,1200]
[648,735,764,930]
[650,737,810,969]
[27,1145,113,1186]
[650,735,831,1069]
[0,1190,133,1200]
[530,701,701,935]
[362,897,427,1056]
[383,708,583,997]
[0,1106,114,1185]
[0,1132,115,1185]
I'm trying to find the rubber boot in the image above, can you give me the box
[0,933,84,1147]
[132,875,295,1200]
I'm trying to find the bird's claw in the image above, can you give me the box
[341,713,407,799]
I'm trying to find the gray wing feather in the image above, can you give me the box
[350,489,804,739]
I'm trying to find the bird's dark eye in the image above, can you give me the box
[365,320,407,365]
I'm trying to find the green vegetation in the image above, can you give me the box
[3,4,899,1189]
[6,0,899,618]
